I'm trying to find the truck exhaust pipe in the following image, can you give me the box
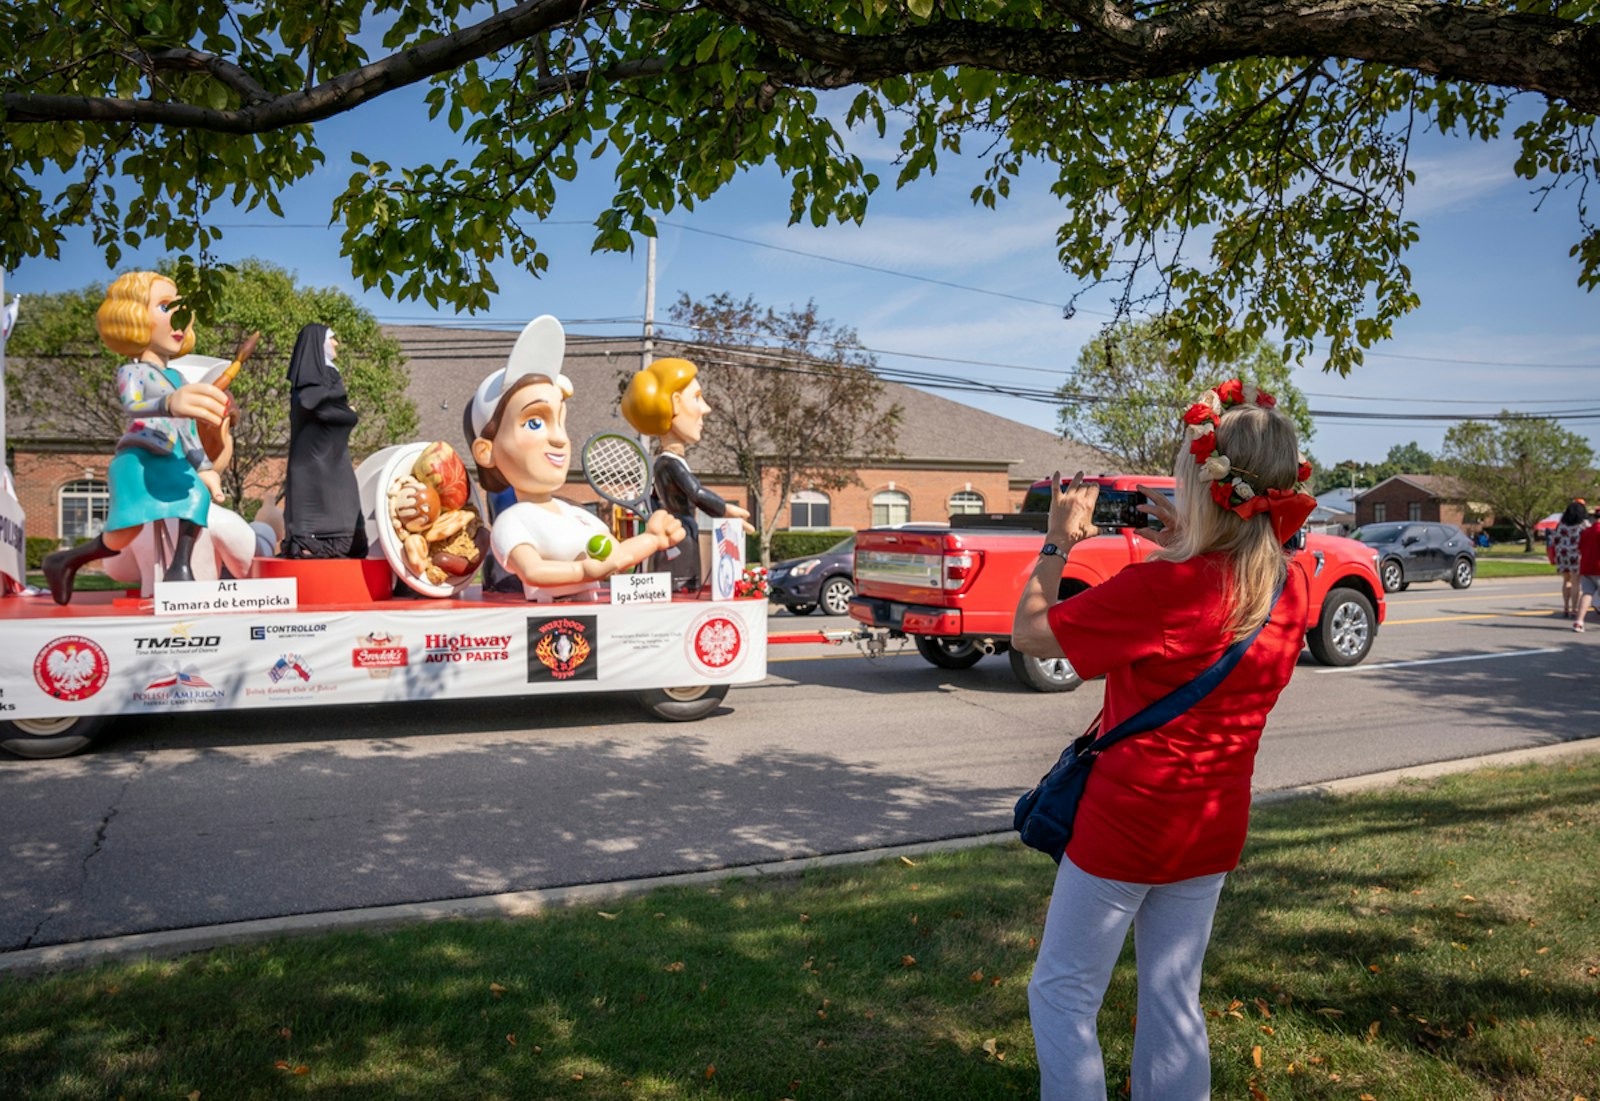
[976,638,998,655]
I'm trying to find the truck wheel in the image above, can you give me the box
[637,683,731,722]
[0,715,110,760]
[914,636,984,669]
[1305,587,1376,667]
[1449,556,1475,589]
[819,577,855,616]
[1008,649,1082,693]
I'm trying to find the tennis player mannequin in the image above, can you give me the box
[468,317,684,601]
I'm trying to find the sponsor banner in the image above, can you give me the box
[0,598,767,720]
[0,487,24,592]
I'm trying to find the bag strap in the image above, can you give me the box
[1079,578,1286,760]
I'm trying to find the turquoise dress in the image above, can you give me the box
[104,362,212,532]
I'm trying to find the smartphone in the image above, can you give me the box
[1090,488,1150,531]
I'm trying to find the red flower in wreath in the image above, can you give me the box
[1215,379,1245,405]
[1190,433,1219,462]
[1256,391,1277,408]
[1182,402,1217,426]
[1209,481,1234,508]
[1297,460,1313,483]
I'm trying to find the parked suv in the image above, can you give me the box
[768,536,857,616]
[1353,521,1476,592]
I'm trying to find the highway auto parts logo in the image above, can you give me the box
[134,667,224,705]
[268,654,313,683]
[527,615,597,682]
[422,632,512,664]
[353,632,407,678]
[33,635,111,701]
[686,610,745,677]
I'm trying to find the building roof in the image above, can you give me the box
[1354,473,1467,501]
[388,324,1113,484]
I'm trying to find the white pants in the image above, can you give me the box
[1028,856,1227,1101]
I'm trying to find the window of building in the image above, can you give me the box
[1373,503,1387,522]
[1408,502,1422,521]
[948,490,985,516]
[871,489,911,527]
[789,490,832,530]
[59,479,110,541]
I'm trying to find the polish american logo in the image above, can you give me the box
[353,632,407,678]
[527,615,597,683]
[685,610,745,677]
[33,636,111,701]
[134,666,224,705]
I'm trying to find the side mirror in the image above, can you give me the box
[1401,535,1419,546]
[1283,527,1307,552]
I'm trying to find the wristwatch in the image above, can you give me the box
[1040,542,1069,563]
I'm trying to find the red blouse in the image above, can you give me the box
[1046,552,1311,883]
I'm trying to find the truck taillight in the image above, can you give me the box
[943,551,982,591]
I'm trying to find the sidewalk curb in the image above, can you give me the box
[5,739,1597,978]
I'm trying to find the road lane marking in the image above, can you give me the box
[769,650,917,664]
[1385,609,1563,625]
[1316,647,1560,674]
[1385,589,1557,606]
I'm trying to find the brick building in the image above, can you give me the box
[1352,474,1487,532]
[7,323,1113,549]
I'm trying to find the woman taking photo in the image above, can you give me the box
[1012,380,1316,1101]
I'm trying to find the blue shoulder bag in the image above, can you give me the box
[1013,583,1284,863]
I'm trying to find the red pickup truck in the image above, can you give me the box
[848,475,1385,692]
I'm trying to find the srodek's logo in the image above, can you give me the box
[527,616,596,682]
[34,636,111,701]
[354,633,407,678]
[686,611,745,677]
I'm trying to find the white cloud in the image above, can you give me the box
[1402,144,1519,218]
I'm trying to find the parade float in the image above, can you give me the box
[0,296,766,759]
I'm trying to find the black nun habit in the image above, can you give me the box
[283,323,368,559]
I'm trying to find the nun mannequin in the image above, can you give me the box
[620,357,752,592]
[283,323,367,559]
[468,316,683,602]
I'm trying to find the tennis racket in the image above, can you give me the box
[582,431,654,518]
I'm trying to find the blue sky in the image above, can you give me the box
[7,81,1598,469]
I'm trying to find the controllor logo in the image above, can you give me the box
[686,611,745,676]
[33,636,111,701]
[251,622,328,641]
[268,654,313,683]
[527,616,597,683]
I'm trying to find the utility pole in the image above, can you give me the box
[642,235,656,371]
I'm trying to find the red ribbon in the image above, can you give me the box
[1231,488,1317,544]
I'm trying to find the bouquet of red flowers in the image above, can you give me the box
[733,565,770,599]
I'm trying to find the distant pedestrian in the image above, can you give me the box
[1573,519,1600,633]
[1549,501,1589,618]
[1012,380,1315,1101]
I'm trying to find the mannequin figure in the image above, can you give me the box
[283,323,367,558]
[620,357,752,592]
[42,272,228,604]
[466,316,683,602]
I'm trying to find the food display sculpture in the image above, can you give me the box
[42,272,231,604]
[283,323,367,559]
[385,440,486,589]
[620,357,752,593]
[470,316,684,602]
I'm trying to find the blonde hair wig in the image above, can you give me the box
[96,271,197,359]
[620,357,698,437]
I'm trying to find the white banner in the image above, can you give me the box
[0,596,768,721]
[0,476,24,593]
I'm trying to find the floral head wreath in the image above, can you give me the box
[1182,379,1316,543]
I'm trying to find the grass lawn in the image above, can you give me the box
[2,758,1596,1100]
[23,571,129,593]
[1475,558,1558,580]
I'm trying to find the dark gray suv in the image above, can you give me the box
[1352,521,1476,592]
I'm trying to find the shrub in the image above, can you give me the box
[749,529,853,563]
[25,536,59,568]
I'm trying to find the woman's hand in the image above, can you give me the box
[1049,471,1100,545]
[168,382,228,426]
[1135,483,1181,546]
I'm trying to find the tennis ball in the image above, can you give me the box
[586,533,614,561]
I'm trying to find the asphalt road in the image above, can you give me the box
[2,578,1593,953]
